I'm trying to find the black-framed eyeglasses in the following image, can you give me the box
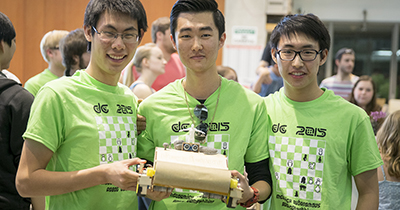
[193,104,208,141]
[277,49,323,61]
[50,47,59,50]
[92,26,139,44]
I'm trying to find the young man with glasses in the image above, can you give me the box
[24,30,69,96]
[137,0,272,209]
[16,0,170,209]
[263,14,382,210]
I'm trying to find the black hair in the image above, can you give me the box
[59,28,88,73]
[170,0,225,42]
[83,0,148,38]
[0,12,16,47]
[270,14,330,52]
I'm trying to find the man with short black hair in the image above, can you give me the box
[16,1,170,209]
[138,0,272,209]
[264,13,382,210]
[0,11,40,210]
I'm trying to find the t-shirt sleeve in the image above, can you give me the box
[23,86,65,152]
[24,80,39,97]
[349,116,383,176]
[137,103,156,162]
[245,99,270,163]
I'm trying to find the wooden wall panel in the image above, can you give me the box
[0,0,224,84]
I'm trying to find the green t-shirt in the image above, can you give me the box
[263,88,382,210]
[24,68,58,97]
[23,70,139,210]
[138,77,270,210]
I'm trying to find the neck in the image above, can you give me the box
[48,63,64,77]
[161,48,172,62]
[85,64,119,86]
[136,70,158,88]
[183,70,220,100]
[336,70,352,81]
[284,84,324,102]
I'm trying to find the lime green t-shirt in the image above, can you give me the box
[24,68,59,96]
[263,88,382,210]
[23,70,139,210]
[138,77,270,210]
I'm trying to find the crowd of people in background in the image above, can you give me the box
[1,0,399,210]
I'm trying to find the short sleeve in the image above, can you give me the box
[23,86,65,152]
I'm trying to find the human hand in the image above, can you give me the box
[259,67,272,85]
[137,114,146,135]
[105,158,146,191]
[231,170,253,203]
[145,187,173,201]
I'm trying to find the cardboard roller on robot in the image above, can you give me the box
[136,124,243,208]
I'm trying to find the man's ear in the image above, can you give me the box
[137,29,145,45]
[73,55,80,65]
[271,48,278,64]
[319,49,329,66]
[0,41,4,53]
[83,25,92,42]
[46,48,54,58]
[156,31,164,41]
[335,58,340,67]
[218,32,226,49]
[170,34,177,50]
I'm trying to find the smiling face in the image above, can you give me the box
[171,12,225,74]
[84,11,141,85]
[353,80,374,109]
[272,33,328,97]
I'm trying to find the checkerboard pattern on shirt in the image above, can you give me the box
[269,136,326,201]
[96,116,137,170]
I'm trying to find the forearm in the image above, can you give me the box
[17,164,108,197]
[252,180,271,202]
[354,169,379,210]
[252,77,263,94]
[31,196,45,210]
[356,192,379,210]
[16,139,143,197]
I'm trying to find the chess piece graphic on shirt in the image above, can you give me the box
[117,138,122,153]
[287,159,293,175]
[309,162,316,170]
[315,178,322,193]
[317,148,324,163]
[308,177,314,184]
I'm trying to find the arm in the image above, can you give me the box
[31,197,45,210]
[136,113,146,135]
[231,170,271,203]
[255,60,269,76]
[252,65,272,94]
[354,169,379,210]
[16,139,145,197]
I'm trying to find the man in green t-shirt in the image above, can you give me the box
[15,1,170,210]
[263,14,382,210]
[137,0,272,210]
[24,29,69,97]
